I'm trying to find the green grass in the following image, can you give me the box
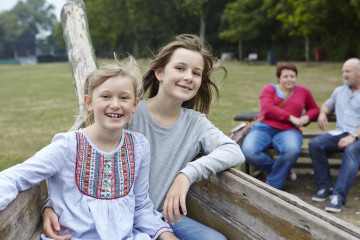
[0,63,77,170]
[0,60,343,171]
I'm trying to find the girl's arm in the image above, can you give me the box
[0,133,70,211]
[132,134,174,239]
[163,113,244,225]
[179,113,244,184]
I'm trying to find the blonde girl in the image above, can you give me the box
[44,35,245,240]
[0,57,178,240]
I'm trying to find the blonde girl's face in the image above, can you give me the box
[85,75,139,133]
[278,69,297,91]
[155,48,204,103]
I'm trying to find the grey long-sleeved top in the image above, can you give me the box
[130,100,244,211]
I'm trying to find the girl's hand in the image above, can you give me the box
[43,207,72,240]
[158,231,179,240]
[163,173,191,226]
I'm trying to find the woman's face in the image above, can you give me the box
[278,69,297,91]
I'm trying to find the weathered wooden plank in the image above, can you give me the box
[187,169,360,240]
[61,0,97,131]
[0,181,47,240]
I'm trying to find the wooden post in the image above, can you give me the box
[61,0,97,131]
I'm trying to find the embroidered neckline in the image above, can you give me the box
[75,131,135,199]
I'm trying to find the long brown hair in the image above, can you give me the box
[142,34,227,114]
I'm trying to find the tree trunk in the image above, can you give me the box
[305,35,309,64]
[199,13,206,41]
[132,38,139,58]
[238,39,243,61]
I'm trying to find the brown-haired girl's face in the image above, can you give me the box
[85,76,139,133]
[155,48,204,103]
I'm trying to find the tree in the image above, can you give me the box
[274,0,327,63]
[173,0,209,40]
[13,0,57,34]
[219,0,267,60]
[0,0,57,58]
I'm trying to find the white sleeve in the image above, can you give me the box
[325,87,340,111]
[180,114,245,183]
[0,133,70,211]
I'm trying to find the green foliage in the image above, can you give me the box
[275,0,326,38]
[219,0,266,42]
[12,0,57,34]
[0,0,57,58]
[173,0,209,17]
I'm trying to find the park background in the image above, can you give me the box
[0,0,359,228]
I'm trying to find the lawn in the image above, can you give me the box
[0,60,342,171]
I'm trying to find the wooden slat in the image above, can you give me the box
[187,169,360,240]
[0,181,48,240]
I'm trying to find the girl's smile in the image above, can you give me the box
[106,113,123,118]
[176,83,192,91]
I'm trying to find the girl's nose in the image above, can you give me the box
[110,98,120,109]
[183,70,192,81]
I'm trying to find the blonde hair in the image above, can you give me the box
[82,56,142,127]
[142,34,227,114]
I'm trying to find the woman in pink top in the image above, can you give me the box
[242,63,319,189]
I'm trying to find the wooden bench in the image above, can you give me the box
[234,111,343,174]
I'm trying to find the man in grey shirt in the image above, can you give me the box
[309,58,360,213]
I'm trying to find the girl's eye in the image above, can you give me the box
[176,66,184,71]
[193,71,201,77]
[121,96,130,100]
[102,95,109,99]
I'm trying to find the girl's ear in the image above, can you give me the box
[154,68,164,82]
[132,97,140,114]
[84,95,93,112]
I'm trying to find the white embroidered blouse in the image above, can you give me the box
[0,129,171,240]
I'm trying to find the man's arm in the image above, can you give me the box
[338,126,360,149]
[317,103,332,130]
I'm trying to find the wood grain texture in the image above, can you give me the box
[0,181,47,240]
[187,169,360,240]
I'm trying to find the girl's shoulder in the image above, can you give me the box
[181,107,207,121]
[51,131,77,144]
[123,129,149,147]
